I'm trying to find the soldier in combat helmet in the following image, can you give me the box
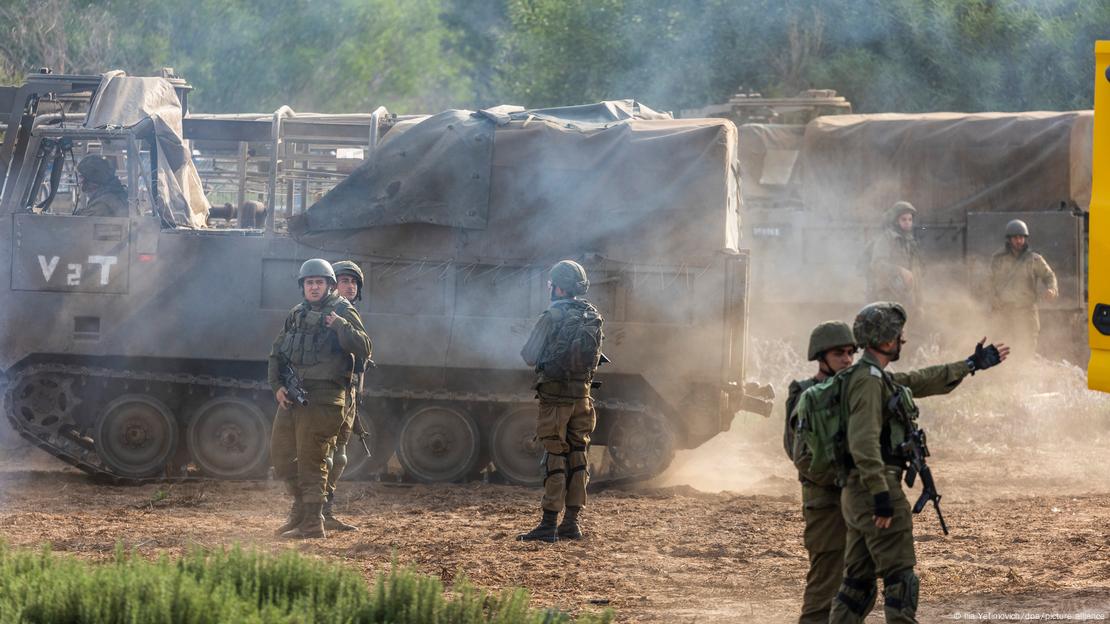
[787,321,1003,623]
[73,155,129,218]
[268,259,371,539]
[829,303,1007,623]
[319,259,371,532]
[867,202,923,312]
[518,260,605,543]
[989,219,1058,360]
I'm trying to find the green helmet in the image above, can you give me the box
[549,260,589,295]
[887,201,916,227]
[332,260,363,300]
[853,302,907,348]
[298,258,336,286]
[807,321,856,361]
[76,155,117,185]
[1005,219,1029,237]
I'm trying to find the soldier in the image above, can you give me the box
[518,260,604,543]
[829,303,1007,623]
[989,219,1058,360]
[321,259,368,532]
[268,259,371,539]
[73,155,129,218]
[785,322,857,624]
[787,321,1005,623]
[867,201,923,311]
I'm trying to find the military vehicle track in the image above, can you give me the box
[3,362,674,485]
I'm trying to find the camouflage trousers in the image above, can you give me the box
[536,397,596,513]
[798,483,846,624]
[829,469,919,624]
[271,401,345,503]
[326,397,357,495]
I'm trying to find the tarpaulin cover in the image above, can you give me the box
[801,111,1093,222]
[297,103,738,265]
[737,124,805,209]
[84,72,211,228]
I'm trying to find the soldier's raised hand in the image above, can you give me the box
[967,337,1006,374]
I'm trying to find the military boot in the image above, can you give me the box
[281,502,326,539]
[557,505,583,540]
[517,509,559,543]
[322,492,358,532]
[274,480,303,535]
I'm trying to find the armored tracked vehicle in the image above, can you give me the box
[0,71,769,484]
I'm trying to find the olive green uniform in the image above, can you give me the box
[787,361,970,624]
[829,352,970,624]
[868,229,922,310]
[989,246,1057,359]
[268,292,371,503]
[520,298,597,513]
[75,184,129,218]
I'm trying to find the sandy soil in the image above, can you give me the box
[0,434,1107,624]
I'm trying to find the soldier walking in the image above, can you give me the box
[828,303,1006,623]
[320,259,371,532]
[867,202,923,312]
[268,259,371,539]
[518,260,604,543]
[989,219,1058,360]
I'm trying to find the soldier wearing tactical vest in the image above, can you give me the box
[518,260,604,543]
[829,303,1007,623]
[787,321,1002,623]
[73,155,129,218]
[268,259,371,539]
[319,259,368,532]
[867,202,923,312]
[989,219,1058,360]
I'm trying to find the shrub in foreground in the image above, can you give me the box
[0,543,612,624]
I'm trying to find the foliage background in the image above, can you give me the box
[0,0,1105,113]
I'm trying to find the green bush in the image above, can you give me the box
[0,543,612,624]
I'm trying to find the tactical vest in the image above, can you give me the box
[278,294,355,383]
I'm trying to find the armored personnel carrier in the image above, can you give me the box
[0,71,769,484]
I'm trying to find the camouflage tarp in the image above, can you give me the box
[801,111,1093,221]
[296,102,738,265]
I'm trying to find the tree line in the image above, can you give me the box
[0,0,1104,115]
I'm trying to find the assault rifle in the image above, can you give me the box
[279,360,309,407]
[889,390,949,535]
[350,359,374,458]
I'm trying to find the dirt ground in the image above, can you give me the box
[0,434,1107,624]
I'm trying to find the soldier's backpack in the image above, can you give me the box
[541,299,605,380]
[789,363,857,486]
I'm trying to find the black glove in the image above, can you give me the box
[873,491,894,519]
[966,342,1002,374]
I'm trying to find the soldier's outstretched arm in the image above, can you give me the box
[891,361,970,398]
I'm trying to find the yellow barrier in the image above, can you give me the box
[1089,41,1110,390]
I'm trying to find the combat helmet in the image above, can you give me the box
[1005,219,1030,238]
[298,258,336,287]
[853,302,907,348]
[887,200,917,226]
[76,155,117,185]
[549,260,589,296]
[807,321,856,361]
[332,260,363,300]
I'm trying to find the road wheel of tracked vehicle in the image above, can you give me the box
[345,406,396,478]
[7,373,81,435]
[490,406,543,486]
[187,397,270,479]
[396,405,480,483]
[94,394,179,479]
[607,411,675,480]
